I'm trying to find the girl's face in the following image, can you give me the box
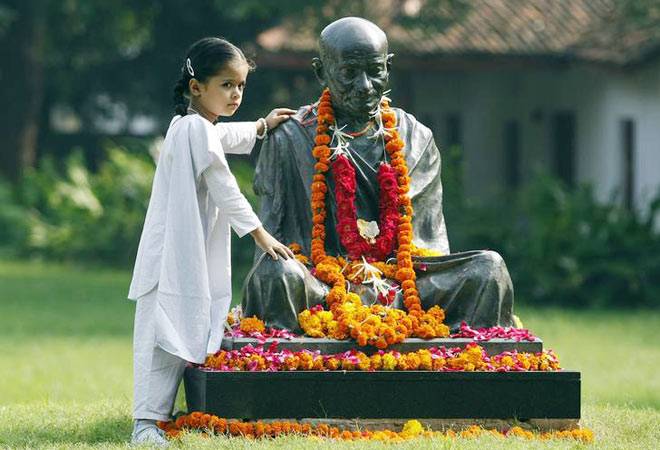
[190,59,249,119]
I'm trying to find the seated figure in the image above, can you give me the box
[242,17,514,334]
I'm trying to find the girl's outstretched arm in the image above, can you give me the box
[215,108,296,155]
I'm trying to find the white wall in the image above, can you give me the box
[410,58,660,214]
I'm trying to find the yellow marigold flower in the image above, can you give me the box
[370,354,383,370]
[298,310,326,337]
[298,352,314,370]
[357,353,371,371]
[283,355,300,371]
[516,354,531,370]
[410,244,442,257]
[432,357,446,371]
[326,320,339,335]
[501,355,515,368]
[401,420,423,437]
[318,310,333,324]
[325,357,340,370]
[312,355,324,371]
[346,293,362,306]
[382,353,397,370]
[341,357,356,371]
[418,351,433,370]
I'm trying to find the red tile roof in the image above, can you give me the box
[256,0,660,66]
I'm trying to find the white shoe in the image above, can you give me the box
[131,420,169,448]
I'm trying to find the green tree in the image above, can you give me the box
[0,0,468,181]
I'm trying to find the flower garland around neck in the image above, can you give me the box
[298,88,449,349]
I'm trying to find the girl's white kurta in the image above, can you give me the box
[128,114,261,364]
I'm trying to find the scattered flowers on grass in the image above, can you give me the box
[158,412,593,443]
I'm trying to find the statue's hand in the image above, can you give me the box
[250,226,295,261]
[265,108,296,131]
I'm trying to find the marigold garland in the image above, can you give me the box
[302,88,449,348]
[203,343,561,372]
[158,412,594,443]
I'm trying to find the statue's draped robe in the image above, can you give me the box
[243,105,514,332]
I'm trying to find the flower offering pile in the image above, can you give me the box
[158,412,594,443]
[203,342,559,373]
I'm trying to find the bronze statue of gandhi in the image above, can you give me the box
[242,17,514,333]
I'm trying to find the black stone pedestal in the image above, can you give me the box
[184,367,580,420]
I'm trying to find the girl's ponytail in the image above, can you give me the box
[172,37,255,116]
[173,76,188,116]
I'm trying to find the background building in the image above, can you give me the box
[256,0,660,211]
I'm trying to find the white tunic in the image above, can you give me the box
[128,114,262,363]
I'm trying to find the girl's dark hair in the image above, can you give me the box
[173,37,255,116]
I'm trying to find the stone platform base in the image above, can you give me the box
[184,367,580,421]
[221,336,543,355]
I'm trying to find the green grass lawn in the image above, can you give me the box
[0,259,658,449]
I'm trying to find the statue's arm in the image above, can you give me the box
[411,134,451,255]
[253,131,286,242]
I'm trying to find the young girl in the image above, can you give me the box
[127,37,295,446]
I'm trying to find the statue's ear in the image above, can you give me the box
[386,53,394,72]
[312,57,326,87]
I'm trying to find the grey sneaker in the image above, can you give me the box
[131,420,169,448]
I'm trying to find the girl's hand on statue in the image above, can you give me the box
[265,108,296,131]
[250,226,294,261]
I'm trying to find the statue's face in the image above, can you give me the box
[323,48,390,120]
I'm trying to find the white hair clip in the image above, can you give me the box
[185,58,195,77]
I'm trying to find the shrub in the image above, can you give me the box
[0,180,29,251]
[16,143,155,266]
[443,146,660,309]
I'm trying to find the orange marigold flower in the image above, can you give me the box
[311,181,328,193]
[239,316,265,334]
[381,110,396,122]
[398,222,413,233]
[312,145,331,158]
[385,138,405,152]
[314,162,330,172]
[315,134,331,145]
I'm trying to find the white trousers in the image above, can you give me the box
[133,287,187,421]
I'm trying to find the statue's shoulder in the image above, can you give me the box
[269,104,317,144]
[392,107,434,146]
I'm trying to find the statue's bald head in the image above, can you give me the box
[319,17,388,63]
[312,17,392,123]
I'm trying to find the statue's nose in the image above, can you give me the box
[354,71,373,95]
